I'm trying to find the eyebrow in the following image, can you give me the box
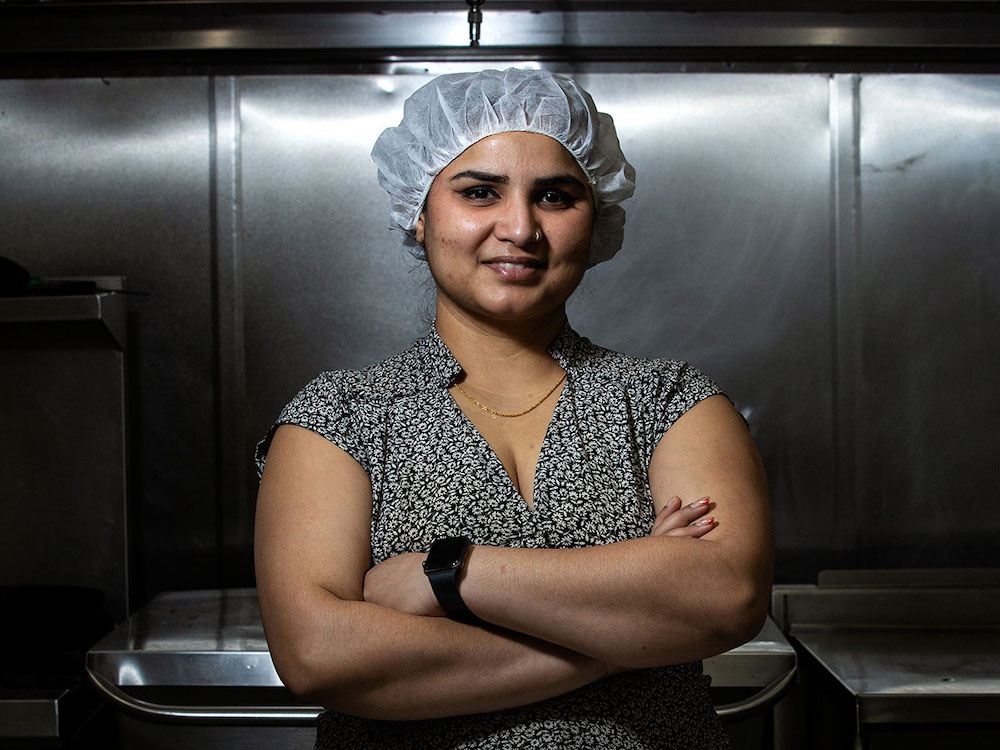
[449,170,508,184]
[449,170,588,191]
[535,175,589,191]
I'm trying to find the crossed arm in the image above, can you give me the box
[253,394,772,720]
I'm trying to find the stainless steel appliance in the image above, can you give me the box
[1,281,128,748]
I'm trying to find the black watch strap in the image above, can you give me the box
[422,537,478,623]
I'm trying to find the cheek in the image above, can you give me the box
[427,214,489,251]
[461,216,486,235]
[551,216,593,258]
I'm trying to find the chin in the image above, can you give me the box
[476,298,567,324]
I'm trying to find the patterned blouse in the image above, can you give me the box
[255,323,730,749]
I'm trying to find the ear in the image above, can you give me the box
[415,212,426,245]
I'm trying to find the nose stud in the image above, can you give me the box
[534,230,542,242]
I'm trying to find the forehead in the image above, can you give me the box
[441,132,586,180]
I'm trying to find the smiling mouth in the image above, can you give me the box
[493,261,538,270]
[483,257,546,281]
[484,257,546,270]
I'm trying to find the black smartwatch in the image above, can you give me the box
[422,536,478,623]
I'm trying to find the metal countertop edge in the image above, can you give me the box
[87,669,322,726]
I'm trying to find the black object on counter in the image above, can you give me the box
[0,256,135,296]
[0,586,115,746]
[0,255,32,295]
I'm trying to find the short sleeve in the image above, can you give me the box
[640,361,725,468]
[254,371,370,480]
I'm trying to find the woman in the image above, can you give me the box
[255,68,772,749]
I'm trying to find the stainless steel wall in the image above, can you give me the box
[2,70,997,604]
[854,75,1000,566]
[1,77,219,600]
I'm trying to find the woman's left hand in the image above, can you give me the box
[363,552,446,617]
[650,495,717,538]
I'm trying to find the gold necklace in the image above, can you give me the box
[452,371,567,418]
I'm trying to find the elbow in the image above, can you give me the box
[269,632,361,710]
[278,666,326,706]
[270,638,335,704]
[654,579,768,666]
[714,578,770,652]
[261,601,398,717]
[603,579,771,670]
[712,542,774,653]
[272,633,391,718]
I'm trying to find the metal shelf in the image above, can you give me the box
[2,2,999,70]
[0,277,127,349]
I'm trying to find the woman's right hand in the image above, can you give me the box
[649,496,717,538]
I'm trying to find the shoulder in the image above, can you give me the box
[275,368,374,430]
[283,335,440,415]
[256,337,437,478]
[566,333,727,448]
[570,334,721,400]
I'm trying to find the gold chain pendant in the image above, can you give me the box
[452,371,567,418]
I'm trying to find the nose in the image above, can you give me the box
[492,195,541,247]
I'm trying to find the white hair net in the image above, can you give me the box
[370,68,636,266]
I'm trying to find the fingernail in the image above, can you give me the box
[694,517,716,527]
[688,497,710,509]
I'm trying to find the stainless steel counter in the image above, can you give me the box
[794,629,1000,725]
[772,570,1000,748]
[87,589,310,724]
[88,588,795,727]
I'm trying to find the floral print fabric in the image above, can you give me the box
[256,323,729,749]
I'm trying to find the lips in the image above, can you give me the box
[483,255,545,268]
[483,255,545,281]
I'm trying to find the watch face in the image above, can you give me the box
[423,536,469,572]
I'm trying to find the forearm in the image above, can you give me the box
[267,587,609,721]
[460,536,768,669]
[452,396,774,668]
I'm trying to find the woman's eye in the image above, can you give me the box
[539,190,572,206]
[462,187,497,201]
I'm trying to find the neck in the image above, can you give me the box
[434,302,567,389]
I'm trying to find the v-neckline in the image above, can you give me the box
[447,379,568,514]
